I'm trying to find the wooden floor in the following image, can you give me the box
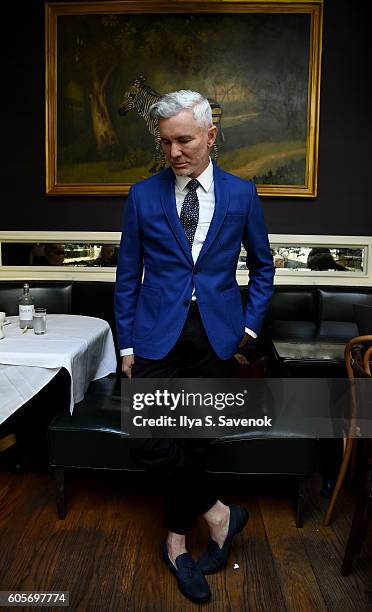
[0,468,371,612]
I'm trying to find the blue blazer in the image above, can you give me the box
[115,163,274,360]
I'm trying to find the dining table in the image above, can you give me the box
[0,314,118,426]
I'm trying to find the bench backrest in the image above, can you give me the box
[318,289,372,322]
[0,283,72,316]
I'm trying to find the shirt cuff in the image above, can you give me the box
[245,327,258,339]
[120,348,134,356]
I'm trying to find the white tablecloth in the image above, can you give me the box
[0,314,117,424]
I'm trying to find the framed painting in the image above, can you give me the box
[45,0,323,197]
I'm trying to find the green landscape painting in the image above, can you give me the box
[52,8,320,195]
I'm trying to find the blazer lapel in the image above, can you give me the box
[196,163,230,265]
[160,168,194,264]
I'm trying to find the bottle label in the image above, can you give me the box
[19,305,34,321]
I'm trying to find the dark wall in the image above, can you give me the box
[2,0,371,235]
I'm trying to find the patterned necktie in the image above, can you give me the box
[180,178,200,247]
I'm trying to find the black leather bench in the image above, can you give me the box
[3,281,371,364]
[0,283,73,316]
[48,375,318,526]
[267,286,372,372]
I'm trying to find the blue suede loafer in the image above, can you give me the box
[198,504,249,574]
[162,541,211,603]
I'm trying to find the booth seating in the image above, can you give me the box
[4,281,372,525]
[0,284,73,316]
[266,286,372,373]
[3,281,371,373]
[48,375,317,526]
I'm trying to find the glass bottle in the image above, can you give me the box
[19,283,34,329]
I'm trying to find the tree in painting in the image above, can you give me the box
[57,12,309,185]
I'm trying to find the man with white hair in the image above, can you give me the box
[115,90,274,603]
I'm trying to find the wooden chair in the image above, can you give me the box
[341,463,372,575]
[341,344,372,574]
[323,336,372,526]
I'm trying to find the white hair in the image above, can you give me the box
[149,90,213,130]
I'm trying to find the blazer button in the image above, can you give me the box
[193,269,198,275]
[183,299,190,306]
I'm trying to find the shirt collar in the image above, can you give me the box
[174,158,213,193]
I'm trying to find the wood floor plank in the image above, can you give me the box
[258,484,328,612]
[221,496,287,612]
[302,476,372,611]
[0,471,56,589]
[0,469,371,611]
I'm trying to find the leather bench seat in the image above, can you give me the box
[48,376,318,525]
[49,377,318,475]
[269,320,317,341]
[318,321,359,341]
[48,376,139,471]
[207,435,318,475]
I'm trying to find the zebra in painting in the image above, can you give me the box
[118,76,224,173]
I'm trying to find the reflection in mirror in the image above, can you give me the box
[1,243,119,267]
[271,247,364,272]
[238,246,364,272]
[2,242,365,274]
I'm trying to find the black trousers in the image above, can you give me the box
[131,302,233,534]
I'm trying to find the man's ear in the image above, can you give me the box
[207,125,217,147]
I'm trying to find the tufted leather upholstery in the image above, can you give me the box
[48,376,139,471]
[318,290,372,341]
[354,303,372,338]
[267,288,316,322]
[267,287,317,343]
[268,286,372,367]
[0,282,72,316]
[319,289,372,323]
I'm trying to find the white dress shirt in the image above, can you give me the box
[175,160,215,265]
[120,159,256,356]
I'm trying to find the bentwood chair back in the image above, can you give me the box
[323,336,372,526]
[341,344,372,574]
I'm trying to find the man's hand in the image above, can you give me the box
[238,333,254,349]
[122,355,134,379]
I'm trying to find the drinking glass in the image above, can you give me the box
[33,308,47,335]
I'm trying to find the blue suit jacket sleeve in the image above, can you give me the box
[242,184,275,334]
[115,186,143,350]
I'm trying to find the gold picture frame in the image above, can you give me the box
[45,0,323,197]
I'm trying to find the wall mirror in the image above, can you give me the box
[1,243,119,267]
